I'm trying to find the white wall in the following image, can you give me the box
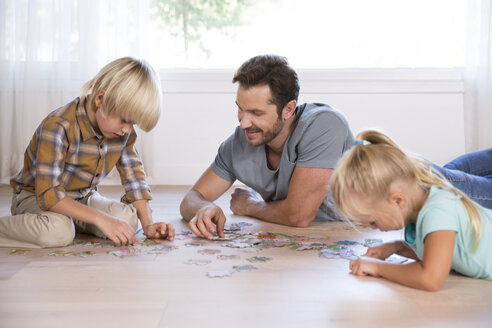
[0,68,466,186]
[143,68,465,185]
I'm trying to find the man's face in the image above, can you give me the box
[236,85,284,147]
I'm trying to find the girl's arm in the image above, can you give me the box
[365,241,419,260]
[395,243,420,260]
[350,230,456,291]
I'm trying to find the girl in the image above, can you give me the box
[330,130,492,291]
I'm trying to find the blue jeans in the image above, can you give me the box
[432,148,492,209]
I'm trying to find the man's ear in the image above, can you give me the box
[282,100,297,120]
[94,90,105,108]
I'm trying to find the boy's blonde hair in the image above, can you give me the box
[330,130,483,249]
[81,57,162,132]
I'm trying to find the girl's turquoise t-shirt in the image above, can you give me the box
[405,186,492,280]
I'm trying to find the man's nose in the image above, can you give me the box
[239,114,252,129]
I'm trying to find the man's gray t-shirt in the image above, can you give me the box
[211,103,354,221]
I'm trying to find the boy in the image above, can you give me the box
[0,57,174,248]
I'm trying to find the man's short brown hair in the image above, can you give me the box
[233,55,299,116]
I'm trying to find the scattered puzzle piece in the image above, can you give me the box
[233,265,258,272]
[48,250,74,257]
[185,242,203,247]
[295,246,313,251]
[363,239,383,247]
[10,249,31,255]
[247,256,271,262]
[337,240,359,246]
[206,270,234,278]
[147,245,178,254]
[140,239,160,246]
[319,248,358,260]
[77,251,95,258]
[222,242,254,248]
[107,248,139,258]
[217,254,240,260]
[185,259,212,266]
[198,249,221,255]
[240,247,262,253]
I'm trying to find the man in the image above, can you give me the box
[180,55,354,239]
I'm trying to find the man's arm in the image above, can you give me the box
[180,167,233,239]
[230,166,332,227]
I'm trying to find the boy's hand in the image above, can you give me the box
[98,215,136,247]
[144,222,175,241]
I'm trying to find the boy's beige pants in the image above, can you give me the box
[0,190,138,248]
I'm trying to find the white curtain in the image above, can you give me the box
[464,0,492,151]
[0,0,155,184]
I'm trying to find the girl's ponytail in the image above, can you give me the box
[331,129,482,249]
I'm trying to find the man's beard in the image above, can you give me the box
[244,117,284,146]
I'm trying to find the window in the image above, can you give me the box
[1,0,466,69]
[148,0,466,68]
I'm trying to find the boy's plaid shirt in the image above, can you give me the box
[11,97,152,210]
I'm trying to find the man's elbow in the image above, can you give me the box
[179,200,187,220]
[286,212,315,228]
[179,193,193,221]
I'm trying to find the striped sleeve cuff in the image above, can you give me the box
[37,187,67,210]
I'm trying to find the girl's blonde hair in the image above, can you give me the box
[330,130,482,249]
[81,57,162,132]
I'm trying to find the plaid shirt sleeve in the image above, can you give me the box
[116,129,152,203]
[34,117,70,210]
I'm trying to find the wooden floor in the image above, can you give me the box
[0,184,491,328]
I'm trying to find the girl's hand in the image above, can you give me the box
[143,222,175,241]
[364,241,401,260]
[350,256,383,277]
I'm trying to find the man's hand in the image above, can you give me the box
[230,187,263,216]
[188,204,226,240]
[97,214,137,247]
[143,222,175,241]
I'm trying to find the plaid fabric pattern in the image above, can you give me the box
[10,97,152,210]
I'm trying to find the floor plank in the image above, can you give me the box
[0,184,491,328]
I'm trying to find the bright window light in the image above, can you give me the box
[148,0,466,69]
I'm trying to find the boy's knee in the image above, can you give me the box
[109,202,138,231]
[36,214,75,248]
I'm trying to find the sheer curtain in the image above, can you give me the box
[464,0,492,151]
[0,0,155,184]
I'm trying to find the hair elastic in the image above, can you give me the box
[354,140,364,145]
